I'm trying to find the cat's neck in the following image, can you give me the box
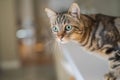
[80,14,96,27]
[78,14,96,43]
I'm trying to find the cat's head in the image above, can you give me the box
[45,3,84,44]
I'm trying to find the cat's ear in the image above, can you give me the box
[45,8,56,23]
[68,3,80,19]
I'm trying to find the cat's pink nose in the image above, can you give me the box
[57,32,65,41]
[58,36,63,41]
[57,35,63,41]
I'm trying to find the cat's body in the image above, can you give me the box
[45,3,120,80]
[79,14,120,58]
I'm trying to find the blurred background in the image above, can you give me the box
[0,0,119,80]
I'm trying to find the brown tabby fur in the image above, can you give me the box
[45,3,120,80]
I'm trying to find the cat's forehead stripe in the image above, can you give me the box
[55,14,68,24]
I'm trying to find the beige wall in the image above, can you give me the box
[77,0,120,16]
[0,0,20,69]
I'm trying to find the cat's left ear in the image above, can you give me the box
[45,8,57,23]
[68,3,80,19]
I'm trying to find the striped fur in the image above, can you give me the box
[45,3,120,80]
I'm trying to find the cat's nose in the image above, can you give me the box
[57,32,65,41]
[58,35,63,41]
[57,34,63,40]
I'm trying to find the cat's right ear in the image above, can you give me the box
[45,8,56,23]
[68,3,80,19]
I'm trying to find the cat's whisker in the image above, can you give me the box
[44,39,55,47]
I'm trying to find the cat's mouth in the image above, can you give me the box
[56,38,69,44]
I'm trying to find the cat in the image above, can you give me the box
[45,3,120,80]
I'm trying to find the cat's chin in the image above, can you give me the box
[56,40,68,44]
[60,41,68,44]
[56,39,69,44]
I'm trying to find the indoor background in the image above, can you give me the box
[0,0,120,80]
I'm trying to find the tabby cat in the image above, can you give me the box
[45,3,120,80]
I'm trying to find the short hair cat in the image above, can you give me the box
[45,3,120,80]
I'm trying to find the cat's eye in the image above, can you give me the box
[52,26,58,32]
[65,25,72,31]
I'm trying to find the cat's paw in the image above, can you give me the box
[104,73,116,80]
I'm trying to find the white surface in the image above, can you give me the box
[60,42,109,80]
[61,49,84,80]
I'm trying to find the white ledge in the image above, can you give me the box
[60,42,109,80]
